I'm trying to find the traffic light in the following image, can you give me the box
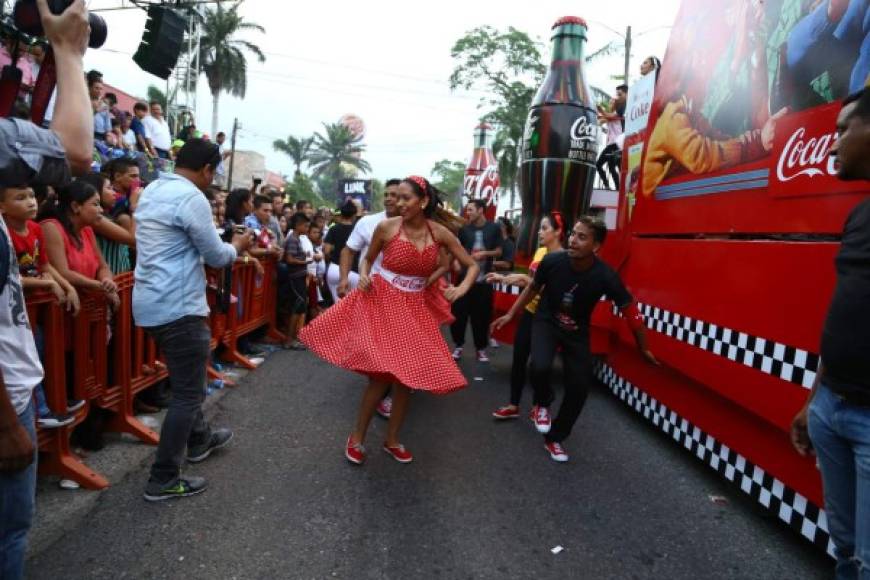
[133,6,186,80]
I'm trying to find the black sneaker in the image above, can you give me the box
[187,428,234,463]
[67,399,86,413]
[143,476,207,502]
[37,412,75,429]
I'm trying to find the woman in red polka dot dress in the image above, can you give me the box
[299,176,480,465]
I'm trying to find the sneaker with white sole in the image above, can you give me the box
[187,428,234,463]
[544,441,569,462]
[376,396,392,419]
[489,338,500,349]
[533,406,552,434]
[492,405,520,420]
[345,436,366,465]
[37,412,75,429]
[143,476,208,502]
[476,350,490,363]
[383,443,413,463]
[452,347,463,360]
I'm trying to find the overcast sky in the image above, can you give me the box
[85,0,681,182]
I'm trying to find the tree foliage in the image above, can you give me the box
[307,122,372,199]
[449,27,545,207]
[273,135,313,177]
[197,1,266,135]
[430,159,467,211]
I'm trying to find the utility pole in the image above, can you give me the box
[226,117,239,189]
[623,25,632,85]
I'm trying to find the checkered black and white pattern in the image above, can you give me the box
[492,282,522,296]
[621,303,821,390]
[595,362,834,556]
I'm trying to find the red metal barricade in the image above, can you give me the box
[213,257,285,369]
[27,257,282,488]
[27,290,109,490]
[97,273,160,445]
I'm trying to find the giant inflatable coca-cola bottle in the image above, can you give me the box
[517,16,599,259]
[463,122,500,222]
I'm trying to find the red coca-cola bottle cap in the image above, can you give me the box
[553,16,587,29]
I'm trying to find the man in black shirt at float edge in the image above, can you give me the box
[493,216,657,463]
[791,88,870,580]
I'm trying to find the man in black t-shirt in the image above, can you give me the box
[451,200,503,363]
[493,217,656,463]
[791,89,870,578]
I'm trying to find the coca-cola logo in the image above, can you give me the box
[776,126,837,182]
[570,116,598,142]
[464,164,500,203]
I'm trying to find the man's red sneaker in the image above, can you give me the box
[345,436,365,465]
[544,441,569,462]
[492,405,520,420]
[383,443,413,463]
[534,406,552,434]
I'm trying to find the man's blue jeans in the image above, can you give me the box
[809,383,870,580]
[0,400,37,580]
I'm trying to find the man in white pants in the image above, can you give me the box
[337,179,400,418]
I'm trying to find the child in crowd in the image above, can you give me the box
[305,222,327,317]
[282,212,311,350]
[0,184,83,428]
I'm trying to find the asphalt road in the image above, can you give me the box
[27,344,832,580]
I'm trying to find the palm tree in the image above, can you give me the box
[307,122,372,196]
[196,1,266,136]
[273,135,313,177]
[492,128,520,209]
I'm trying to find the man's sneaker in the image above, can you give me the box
[187,428,234,463]
[476,350,490,363]
[544,441,569,463]
[67,399,86,413]
[492,405,520,420]
[452,347,463,360]
[534,406,552,434]
[37,412,75,429]
[376,396,392,419]
[383,443,413,463]
[345,436,366,465]
[143,476,208,502]
[489,338,500,349]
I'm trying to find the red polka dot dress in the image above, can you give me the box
[299,223,466,394]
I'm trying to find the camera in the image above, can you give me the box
[12,0,107,48]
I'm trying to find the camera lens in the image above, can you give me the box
[12,0,108,48]
[87,13,107,48]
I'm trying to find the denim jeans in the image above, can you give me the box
[145,316,211,483]
[808,383,870,580]
[0,400,37,580]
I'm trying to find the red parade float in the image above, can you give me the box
[499,2,869,555]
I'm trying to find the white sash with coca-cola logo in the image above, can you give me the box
[378,268,426,293]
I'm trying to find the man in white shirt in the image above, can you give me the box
[337,179,400,419]
[337,179,400,298]
[143,101,172,159]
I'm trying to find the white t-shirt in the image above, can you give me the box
[123,128,137,149]
[0,220,43,414]
[300,235,316,276]
[346,211,387,275]
[143,115,172,151]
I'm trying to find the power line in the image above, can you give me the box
[247,68,482,101]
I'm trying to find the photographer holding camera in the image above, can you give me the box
[0,1,93,578]
[134,138,252,502]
